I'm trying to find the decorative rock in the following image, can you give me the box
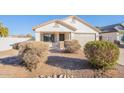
[63,75,67,78]
[53,75,58,78]
[57,75,60,78]
[59,74,64,78]
[66,75,71,78]
[47,75,52,78]
[70,75,74,78]
[66,75,69,78]
[39,75,44,78]
[38,74,76,78]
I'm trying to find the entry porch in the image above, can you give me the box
[35,32,73,48]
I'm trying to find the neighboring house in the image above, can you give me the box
[99,23,124,43]
[32,16,100,48]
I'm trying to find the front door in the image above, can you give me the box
[59,34,65,41]
[59,34,65,49]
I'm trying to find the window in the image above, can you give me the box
[43,34,55,42]
[59,34,65,41]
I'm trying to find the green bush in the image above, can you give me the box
[64,40,81,53]
[15,41,49,71]
[84,41,120,70]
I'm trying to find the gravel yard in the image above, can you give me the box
[0,49,124,78]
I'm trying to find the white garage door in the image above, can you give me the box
[74,33,96,46]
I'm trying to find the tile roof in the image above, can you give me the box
[98,23,124,33]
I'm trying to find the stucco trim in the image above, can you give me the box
[74,32,96,34]
[32,20,77,31]
[100,31,118,34]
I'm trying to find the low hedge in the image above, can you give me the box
[64,40,81,53]
[84,41,120,70]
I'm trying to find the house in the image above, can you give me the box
[32,16,100,48]
[99,23,124,43]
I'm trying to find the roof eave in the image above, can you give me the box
[32,20,77,31]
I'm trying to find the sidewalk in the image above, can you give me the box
[119,48,124,65]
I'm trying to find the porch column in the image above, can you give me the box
[40,33,43,41]
[35,32,40,41]
[117,32,120,41]
[55,33,59,42]
[71,32,75,40]
[69,33,71,40]
[65,33,70,40]
[95,33,99,41]
[54,33,60,48]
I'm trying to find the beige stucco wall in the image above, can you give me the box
[35,23,73,32]
[35,32,41,41]
[63,18,99,34]
[100,32,119,42]
[74,33,97,46]
[0,37,30,51]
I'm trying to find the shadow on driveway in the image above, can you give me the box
[47,56,92,70]
[0,56,22,66]
[119,44,124,48]
[0,50,91,70]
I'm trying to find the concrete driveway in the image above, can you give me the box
[119,47,124,65]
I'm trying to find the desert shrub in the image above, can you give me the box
[64,40,81,53]
[13,43,19,50]
[84,41,120,70]
[26,34,33,38]
[13,42,23,50]
[15,41,49,71]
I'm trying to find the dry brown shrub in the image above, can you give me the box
[64,40,81,53]
[14,41,49,71]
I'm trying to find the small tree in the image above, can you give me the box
[0,23,9,37]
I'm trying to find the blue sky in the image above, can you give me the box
[0,15,124,35]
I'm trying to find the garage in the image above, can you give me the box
[74,33,96,46]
